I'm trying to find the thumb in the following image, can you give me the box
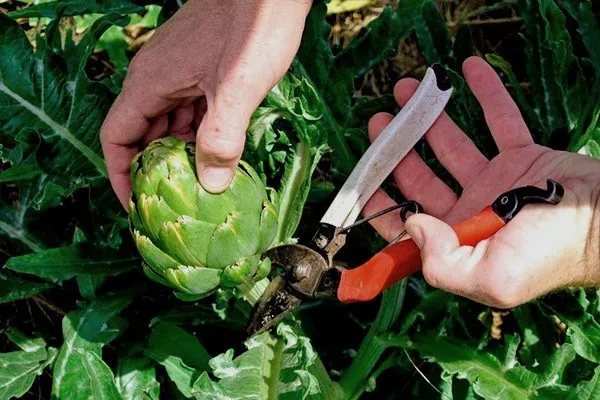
[195,89,258,193]
[405,214,479,292]
[405,214,460,259]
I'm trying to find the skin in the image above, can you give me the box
[100,0,312,207]
[364,56,600,308]
[100,1,599,307]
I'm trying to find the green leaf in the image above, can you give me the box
[340,280,407,398]
[76,275,107,299]
[295,0,428,174]
[485,53,543,133]
[560,0,600,74]
[409,333,576,399]
[9,0,143,18]
[566,315,600,363]
[518,0,577,140]
[145,323,211,398]
[0,179,47,252]
[0,13,129,207]
[414,1,453,65]
[246,70,329,243]
[191,322,322,400]
[0,272,54,303]
[147,322,211,372]
[275,142,328,243]
[0,154,42,183]
[146,351,198,398]
[567,366,600,399]
[5,243,137,282]
[0,334,57,399]
[57,348,124,399]
[512,304,558,367]
[5,329,44,351]
[52,293,132,398]
[116,353,160,400]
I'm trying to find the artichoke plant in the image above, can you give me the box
[128,137,278,300]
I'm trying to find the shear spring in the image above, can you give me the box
[337,201,423,235]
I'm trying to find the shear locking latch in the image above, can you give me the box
[492,179,564,223]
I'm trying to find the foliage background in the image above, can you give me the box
[0,0,599,399]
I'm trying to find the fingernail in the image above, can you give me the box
[407,223,425,248]
[200,167,233,193]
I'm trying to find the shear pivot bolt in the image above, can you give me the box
[292,265,310,282]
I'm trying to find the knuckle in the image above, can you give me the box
[127,51,152,78]
[197,135,244,163]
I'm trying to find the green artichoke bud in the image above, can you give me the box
[129,137,278,299]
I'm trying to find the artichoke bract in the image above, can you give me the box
[128,137,278,299]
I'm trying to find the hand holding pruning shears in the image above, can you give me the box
[247,57,600,335]
[364,57,599,309]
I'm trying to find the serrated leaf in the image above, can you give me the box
[567,366,600,400]
[191,323,322,400]
[5,243,137,282]
[409,333,575,399]
[0,14,128,207]
[518,0,577,141]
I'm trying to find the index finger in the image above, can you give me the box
[100,87,170,208]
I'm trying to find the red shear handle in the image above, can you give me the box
[337,206,506,303]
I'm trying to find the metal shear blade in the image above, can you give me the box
[246,275,302,337]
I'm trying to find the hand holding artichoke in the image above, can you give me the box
[129,137,278,300]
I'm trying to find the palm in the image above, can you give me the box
[446,144,561,224]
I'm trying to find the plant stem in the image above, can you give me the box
[238,278,269,306]
[238,278,344,398]
[289,323,345,399]
[339,279,408,398]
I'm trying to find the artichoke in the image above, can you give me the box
[128,137,278,299]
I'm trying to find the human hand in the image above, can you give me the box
[364,56,600,308]
[100,0,311,207]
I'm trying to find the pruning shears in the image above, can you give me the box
[246,64,564,337]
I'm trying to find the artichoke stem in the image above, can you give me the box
[237,277,269,306]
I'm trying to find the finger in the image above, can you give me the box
[463,56,533,151]
[362,190,406,242]
[169,103,195,141]
[362,113,406,240]
[391,150,457,218]
[394,78,488,187]
[100,84,171,208]
[141,115,168,147]
[406,214,530,308]
[367,112,457,218]
[192,97,207,132]
[195,76,267,193]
